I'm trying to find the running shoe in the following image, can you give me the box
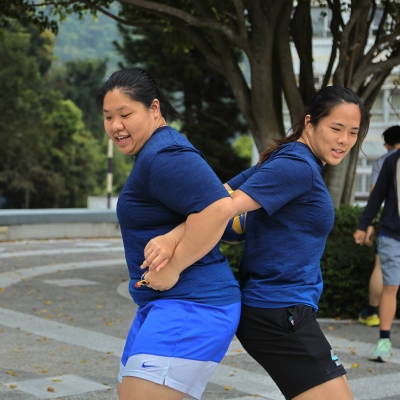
[359,308,380,327]
[369,338,392,362]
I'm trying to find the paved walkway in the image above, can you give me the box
[0,238,399,399]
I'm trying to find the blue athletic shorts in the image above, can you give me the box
[378,235,400,285]
[119,299,241,399]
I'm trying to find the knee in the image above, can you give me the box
[382,285,399,295]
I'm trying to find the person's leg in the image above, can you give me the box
[379,284,399,331]
[293,375,353,400]
[119,300,241,399]
[369,254,382,307]
[359,254,381,327]
[370,235,400,362]
[119,377,185,400]
[369,284,397,362]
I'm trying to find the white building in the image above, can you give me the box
[310,6,399,202]
[262,6,400,203]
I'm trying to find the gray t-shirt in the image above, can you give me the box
[371,149,398,185]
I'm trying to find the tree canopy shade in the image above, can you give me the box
[0,23,104,208]
[115,22,251,182]
[3,0,400,206]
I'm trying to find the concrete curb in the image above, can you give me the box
[0,209,121,241]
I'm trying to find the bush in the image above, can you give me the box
[220,204,394,318]
[318,204,377,318]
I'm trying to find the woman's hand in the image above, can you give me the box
[353,229,367,245]
[364,225,375,246]
[141,234,177,272]
[142,266,180,291]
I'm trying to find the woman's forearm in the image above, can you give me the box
[168,197,233,273]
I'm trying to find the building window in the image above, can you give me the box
[355,157,376,199]
[311,8,332,38]
[370,7,384,37]
[370,91,384,122]
[388,88,400,122]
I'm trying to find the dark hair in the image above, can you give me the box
[95,69,179,121]
[382,125,400,146]
[258,86,370,165]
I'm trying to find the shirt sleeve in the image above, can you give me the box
[227,165,257,190]
[149,147,230,216]
[370,158,381,186]
[238,156,313,216]
[358,156,393,231]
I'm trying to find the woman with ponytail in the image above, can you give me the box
[95,69,241,400]
[144,85,370,399]
[224,86,369,400]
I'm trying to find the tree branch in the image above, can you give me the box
[120,0,246,48]
[359,70,389,106]
[352,32,400,88]
[333,1,370,85]
[232,0,248,41]
[374,0,390,47]
[277,0,305,122]
[323,0,341,87]
[86,3,140,26]
[291,0,315,102]
[352,53,400,91]
[174,22,225,74]
[32,1,77,6]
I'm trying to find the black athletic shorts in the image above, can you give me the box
[236,304,346,400]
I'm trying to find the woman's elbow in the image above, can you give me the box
[214,197,234,222]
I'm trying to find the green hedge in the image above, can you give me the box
[220,204,394,318]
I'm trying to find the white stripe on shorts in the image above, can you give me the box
[119,353,218,399]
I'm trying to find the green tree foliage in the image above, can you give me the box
[232,134,252,164]
[0,23,102,208]
[115,22,251,182]
[49,58,108,137]
[47,57,134,195]
[4,0,400,205]
[51,5,122,73]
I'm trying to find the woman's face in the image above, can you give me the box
[306,103,361,165]
[103,89,159,155]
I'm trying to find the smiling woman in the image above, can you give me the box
[141,86,371,400]
[94,70,241,400]
[99,73,175,156]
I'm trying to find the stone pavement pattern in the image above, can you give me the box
[0,238,399,400]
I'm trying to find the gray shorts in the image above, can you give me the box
[378,235,400,285]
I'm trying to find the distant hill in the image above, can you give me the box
[53,5,123,76]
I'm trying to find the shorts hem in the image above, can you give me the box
[286,367,346,399]
[118,372,201,399]
[120,370,164,385]
[165,378,202,400]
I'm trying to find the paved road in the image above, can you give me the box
[0,238,399,400]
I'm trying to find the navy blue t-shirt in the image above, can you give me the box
[228,142,334,311]
[117,126,241,307]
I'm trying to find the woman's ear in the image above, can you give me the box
[304,114,312,129]
[150,99,161,116]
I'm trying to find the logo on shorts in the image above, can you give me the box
[142,362,158,368]
[330,349,342,366]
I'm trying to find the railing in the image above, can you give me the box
[0,209,120,241]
